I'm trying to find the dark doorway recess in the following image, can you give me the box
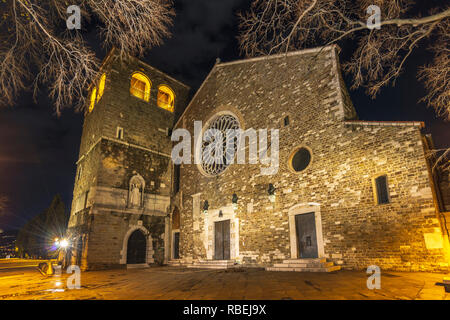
[214,220,230,260]
[127,230,147,264]
[173,232,180,259]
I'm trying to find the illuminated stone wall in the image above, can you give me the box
[68,49,190,270]
[175,45,449,272]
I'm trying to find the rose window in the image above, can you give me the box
[201,114,240,176]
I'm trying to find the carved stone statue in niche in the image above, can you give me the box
[128,172,145,208]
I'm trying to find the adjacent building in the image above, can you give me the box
[0,230,17,258]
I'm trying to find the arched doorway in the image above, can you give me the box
[127,230,147,264]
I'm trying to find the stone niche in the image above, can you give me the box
[128,173,145,208]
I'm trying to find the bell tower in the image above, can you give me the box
[67,48,190,270]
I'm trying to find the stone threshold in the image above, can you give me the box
[127,263,149,269]
[187,260,238,269]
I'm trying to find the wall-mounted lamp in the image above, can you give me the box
[219,210,223,218]
[232,193,238,210]
[268,183,276,203]
[203,200,209,214]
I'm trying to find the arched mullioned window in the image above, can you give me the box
[157,85,175,112]
[97,73,106,103]
[130,72,151,102]
[89,87,97,112]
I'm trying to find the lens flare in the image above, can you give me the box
[60,239,69,248]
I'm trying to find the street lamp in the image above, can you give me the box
[59,239,69,249]
[203,200,209,214]
[268,183,276,203]
[232,193,238,211]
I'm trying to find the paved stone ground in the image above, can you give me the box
[0,260,449,300]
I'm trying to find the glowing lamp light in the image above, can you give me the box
[60,239,69,248]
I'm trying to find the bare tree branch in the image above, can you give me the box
[0,0,175,115]
[426,148,450,174]
[238,1,450,123]
[418,20,450,121]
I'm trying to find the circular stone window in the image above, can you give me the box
[200,113,240,176]
[289,147,312,172]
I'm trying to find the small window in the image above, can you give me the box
[289,147,312,172]
[174,164,180,193]
[157,85,175,112]
[375,175,390,204]
[89,87,97,112]
[116,127,124,140]
[130,72,151,102]
[284,116,290,126]
[97,73,106,102]
[77,165,82,181]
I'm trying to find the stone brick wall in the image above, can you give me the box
[175,46,449,272]
[97,139,172,196]
[70,143,102,222]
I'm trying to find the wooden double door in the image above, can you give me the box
[214,220,230,260]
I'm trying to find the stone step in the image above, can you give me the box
[266,265,341,272]
[197,260,235,265]
[282,258,327,264]
[167,260,183,266]
[273,261,334,268]
[187,260,237,269]
[187,264,236,269]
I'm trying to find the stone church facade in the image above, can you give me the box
[67,45,450,272]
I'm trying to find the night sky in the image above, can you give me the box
[0,0,448,231]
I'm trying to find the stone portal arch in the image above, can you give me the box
[120,225,154,265]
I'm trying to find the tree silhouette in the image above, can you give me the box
[16,194,69,259]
